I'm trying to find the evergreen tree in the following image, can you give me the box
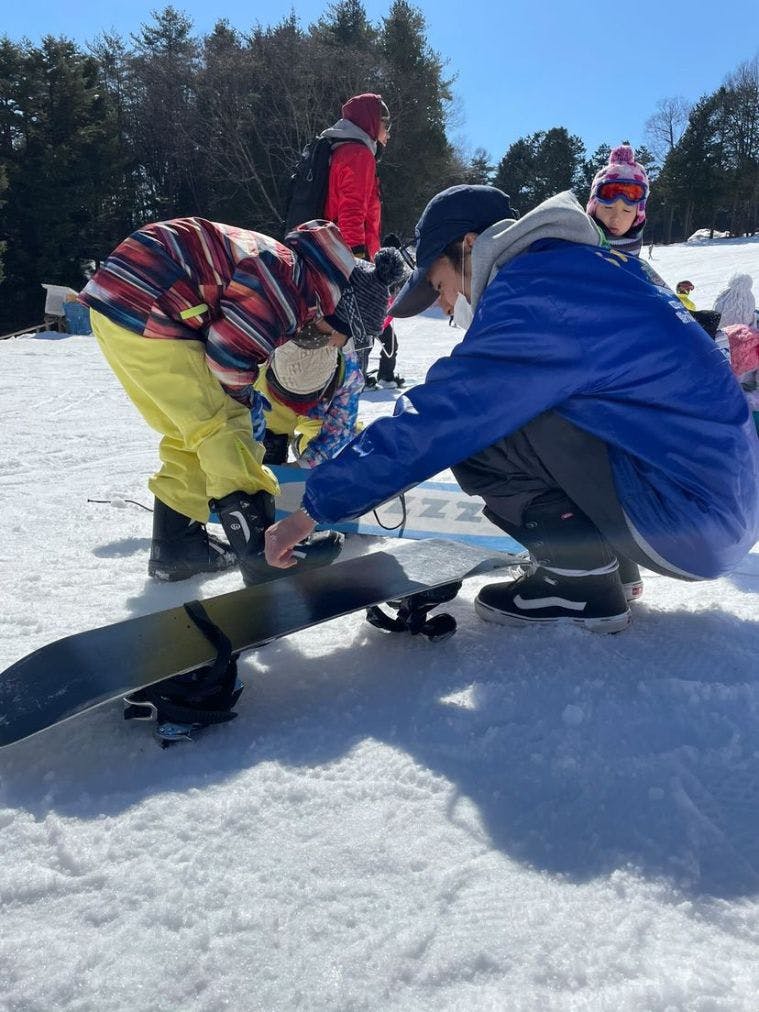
[579,143,611,197]
[494,128,585,213]
[464,147,494,185]
[0,162,6,285]
[531,127,585,204]
[377,0,453,235]
[0,36,121,330]
[493,137,535,214]
[654,94,723,242]
[129,6,203,219]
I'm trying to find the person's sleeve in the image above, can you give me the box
[332,147,376,253]
[204,255,297,405]
[298,356,363,468]
[301,279,589,522]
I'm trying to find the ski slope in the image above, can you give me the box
[1,238,758,1010]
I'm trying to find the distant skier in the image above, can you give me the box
[265,185,759,634]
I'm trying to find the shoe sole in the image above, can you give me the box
[474,597,631,634]
[148,557,238,582]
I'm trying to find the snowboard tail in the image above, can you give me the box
[0,539,517,748]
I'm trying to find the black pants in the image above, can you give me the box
[376,323,397,381]
[452,412,688,579]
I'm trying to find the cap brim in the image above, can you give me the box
[388,269,438,318]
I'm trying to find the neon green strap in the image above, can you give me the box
[179,303,209,321]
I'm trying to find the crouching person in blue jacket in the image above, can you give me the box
[264,185,759,633]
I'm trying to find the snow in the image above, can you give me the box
[1,240,759,1011]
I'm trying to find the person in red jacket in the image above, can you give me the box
[320,93,389,261]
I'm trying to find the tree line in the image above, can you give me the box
[0,1,757,332]
[0,1,454,331]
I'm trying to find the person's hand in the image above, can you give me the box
[264,510,316,567]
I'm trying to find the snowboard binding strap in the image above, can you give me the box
[365,580,463,643]
[124,600,243,739]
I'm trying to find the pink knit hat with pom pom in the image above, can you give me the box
[587,144,650,227]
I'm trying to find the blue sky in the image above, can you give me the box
[3,0,757,164]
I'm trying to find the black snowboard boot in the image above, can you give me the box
[210,490,344,586]
[475,493,630,633]
[148,498,237,582]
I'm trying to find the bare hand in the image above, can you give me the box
[265,511,316,568]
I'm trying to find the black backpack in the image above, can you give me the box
[283,136,334,235]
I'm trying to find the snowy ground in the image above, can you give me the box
[1,239,758,1011]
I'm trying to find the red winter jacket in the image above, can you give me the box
[322,94,383,260]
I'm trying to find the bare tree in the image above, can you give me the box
[645,96,691,163]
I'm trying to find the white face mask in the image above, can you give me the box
[452,292,474,330]
[451,238,473,330]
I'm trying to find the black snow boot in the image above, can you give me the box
[148,498,237,582]
[210,490,344,586]
[475,492,630,633]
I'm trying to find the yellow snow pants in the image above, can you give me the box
[91,310,279,523]
[254,369,323,457]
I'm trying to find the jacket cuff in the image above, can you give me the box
[300,490,323,523]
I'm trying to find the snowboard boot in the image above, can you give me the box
[475,493,630,633]
[210,489,344,586]
[148,498,237,582]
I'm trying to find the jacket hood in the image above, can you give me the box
[470,191,603,309]
[282,221,357,318]
[320,117,376,154]
[341,93,384,139]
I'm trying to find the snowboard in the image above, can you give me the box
[0,538,519,748]
[213,466,526,554]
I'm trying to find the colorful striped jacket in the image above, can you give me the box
[79,218,356,406]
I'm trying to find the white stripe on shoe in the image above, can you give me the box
[512,593,587,612]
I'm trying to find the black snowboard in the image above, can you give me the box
[0,539,518,747]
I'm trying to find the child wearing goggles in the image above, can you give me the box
[586,144,650,256]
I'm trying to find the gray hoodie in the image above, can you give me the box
[319,118,377,156]
[470,191,602,310]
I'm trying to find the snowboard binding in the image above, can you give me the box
[124,599,243,747]
[365,580,463,643]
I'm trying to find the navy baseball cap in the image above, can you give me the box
[390,184,514,317]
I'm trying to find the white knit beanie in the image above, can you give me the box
[271,341,338,396]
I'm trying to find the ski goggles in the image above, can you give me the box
[594,180,647,206]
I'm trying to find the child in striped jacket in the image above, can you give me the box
[80,217,404,585]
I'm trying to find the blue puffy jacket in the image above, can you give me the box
[303,240,759,578]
